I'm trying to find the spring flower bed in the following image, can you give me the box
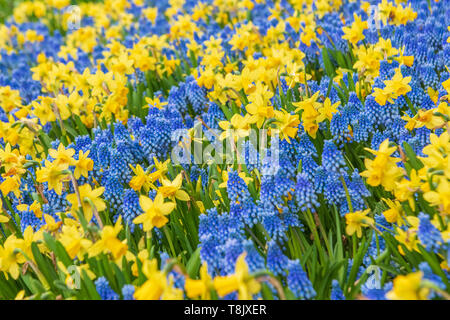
[0,0,449,300]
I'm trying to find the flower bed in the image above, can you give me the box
[0,0,449,300]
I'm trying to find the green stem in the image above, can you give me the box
[163,226,176,257]
[422,280,450,300]
[314,211,333,257]
[15,249,50,290]
[253,270,286,300]
[306,209,326,264]
[340,175,353,213]
[404,95,417,115]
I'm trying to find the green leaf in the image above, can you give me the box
[402,141,424,171]
[31,242,59,292]
[72,115,89,136]
[43,233,71,267]
[81,270,101,300]
[186,247,201,278]
[321,48,335,78]
[260,283,275,300]
[418,246,449,289]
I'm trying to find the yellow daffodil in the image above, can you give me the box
[345,209,374,238]
[394,225,420,255]
[218,114,252,141]
[134,259,182,300]
[0,176,21,198]
[0,143,25,173]
[59,222,93,259]
[384,68,412,98]
[246,95,274,128]
[0,235,26,279]
[133,193,175,231]
[213,252,260,300]
[386,272,429,300]
[88,216,128,260]
[67,184,106,222]
[292,91,322,138]
[145,96,168,110]
[22,226,45,259]
[373,87,395,106]
[342,14,368,45]
[423,178,450,216]
[158,173,190,201]
[36,160,70,195]
[293,91,321,114]
[143,7,158,24]
[48,143,76,167]
[185,264,213,299]
[129,164,153,192]
[148,157,170,183]
[382,198,405,225]
[74,150,94,179]
[317,98,340,122]
[360,139,404,191]
[273,110,300,143]
[393,169,422,210]
[43,214,63,233]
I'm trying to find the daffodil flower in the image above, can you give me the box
[213,253,261,300]
[386,272,429,300]
[36,160,70,195]
[133,193,176,231]
[158,173,190,201]
[342,14,368,45]
[185,264,213,299]
[74,150,94,179]
[129,164,153,192]
[88,216,127,260]
[67,184,106,222]
[0,235,26,279]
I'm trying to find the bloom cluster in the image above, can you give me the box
[0,0,449,300]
